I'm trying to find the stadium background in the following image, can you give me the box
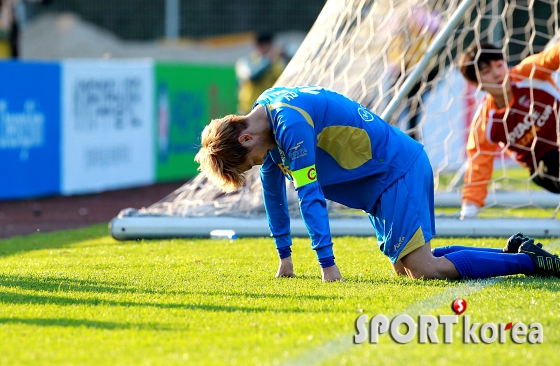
[0,0,326,238]
[0,0,557,238]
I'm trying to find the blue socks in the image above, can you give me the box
[433,245,502,257]
[440,247,536,279]
[277,246,292,259]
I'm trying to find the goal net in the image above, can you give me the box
[111,0,560,240]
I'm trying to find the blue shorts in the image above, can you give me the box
[368,151,436,263]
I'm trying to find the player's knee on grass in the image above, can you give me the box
[401,243,461,280]
[404,265,442,280]
[392,260,408,276]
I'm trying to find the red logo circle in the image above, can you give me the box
[452,298,467,315]
[307,167,316,181]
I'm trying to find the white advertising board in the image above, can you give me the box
[61,60,154,194]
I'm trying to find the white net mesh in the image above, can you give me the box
[130,0,560,220]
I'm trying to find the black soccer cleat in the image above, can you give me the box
[503,232,542,253]
[519,238,560,277]
[503,232,525,253]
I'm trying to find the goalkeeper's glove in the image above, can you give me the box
[460,201,480,220]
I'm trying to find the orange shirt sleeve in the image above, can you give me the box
[510,41,560,81]
[463,43,560,206]
[462,103,498,207]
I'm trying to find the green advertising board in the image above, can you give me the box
[155,63,237,182]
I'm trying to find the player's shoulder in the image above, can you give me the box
[257,86,296,102]
[510,47,558,81]
[258,86,324,107]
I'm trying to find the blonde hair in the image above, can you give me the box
[195,115,250,192]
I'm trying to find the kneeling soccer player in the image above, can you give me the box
[195,85,560,281]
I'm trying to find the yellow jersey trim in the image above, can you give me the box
[269,102,315,128]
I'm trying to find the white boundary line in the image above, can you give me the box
[283,279,501,366]
[283,240,560,366]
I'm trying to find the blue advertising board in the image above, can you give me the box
[0,61,61,199]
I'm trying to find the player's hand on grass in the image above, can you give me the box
[276,256,295,278]
[321,264,343,282]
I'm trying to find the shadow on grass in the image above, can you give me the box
[0,317,175,331]
[0,274,345,301]
[0,274,137,295]
[0,289,321,314]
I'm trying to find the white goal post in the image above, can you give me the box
[110,0,560,240]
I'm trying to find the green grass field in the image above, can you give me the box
[436,166,543,192]
[1,224,559,365]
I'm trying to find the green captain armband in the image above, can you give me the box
[292,165,317,188]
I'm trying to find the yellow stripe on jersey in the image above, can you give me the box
[269,102,315,128]
[292,165,317,188]
[397,227,426,261]
[317,126,372,169]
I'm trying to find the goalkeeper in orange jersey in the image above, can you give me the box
[458,41,560,219]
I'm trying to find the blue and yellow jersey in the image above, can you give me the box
[253,86,424,259]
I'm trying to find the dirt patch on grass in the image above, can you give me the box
[0,182,184,239]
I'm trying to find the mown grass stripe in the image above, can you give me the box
[284,279,500,366]
[285,239,560,366]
